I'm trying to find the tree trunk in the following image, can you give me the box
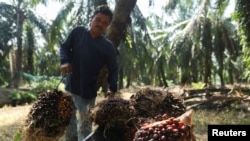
[202,18,212,87]
[8,49,16,88]
[96,66,108,92]
[9,2,25,88]
[159,56,168,87]
[96,0,137,91]
[26,25,35,75]
[106,0,137,48]
[119,66,124,89]
[218,66,225,86]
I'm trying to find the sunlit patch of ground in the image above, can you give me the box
[1,87,250,141]
[0,105,31,141]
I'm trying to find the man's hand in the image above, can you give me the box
[105,90,115,99]
[60,63,72,74]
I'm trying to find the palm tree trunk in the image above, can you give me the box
[97,0,137,91]
[106,0,137,48]
[8,49,16,88]
[119,66,124,89]
[13,4,25,88]
[202,18,212,86]
[159,56,168,87]
[26,25,35,75]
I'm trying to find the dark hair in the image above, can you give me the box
[93,5,113,21]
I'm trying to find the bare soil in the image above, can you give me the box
[1,86,250,141]
[0,88,136,141]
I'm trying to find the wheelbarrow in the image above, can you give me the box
[83,126,107,141]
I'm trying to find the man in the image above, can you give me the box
[59,5,118,141]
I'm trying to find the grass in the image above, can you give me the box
[192,109,250,141]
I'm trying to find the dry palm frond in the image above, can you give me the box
[130,88,186,118]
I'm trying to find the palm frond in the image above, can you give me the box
[48,1,74,49]
[26,10,50,37]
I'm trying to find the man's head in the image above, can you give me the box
[90,5,113,38]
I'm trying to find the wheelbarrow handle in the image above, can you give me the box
[82,125,99,141]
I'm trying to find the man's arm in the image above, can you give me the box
[105,44,119,96]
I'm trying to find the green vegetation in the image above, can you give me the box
[1,0,250,141]
[193,109,250,140]
[1,0,250,90]
[8,91,36,106]
[6,77,65,106]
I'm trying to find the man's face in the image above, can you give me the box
[90,13,111,37]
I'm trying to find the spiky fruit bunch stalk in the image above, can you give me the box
[130,88,186,118]
[91,98,135,127]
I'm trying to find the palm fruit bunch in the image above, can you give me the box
[90,97,136,141]
[130,88,186,118]
[133,110,195,141]
[23,89,73,140]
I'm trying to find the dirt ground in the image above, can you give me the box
[1,86,250,141]
[0,88,136,141]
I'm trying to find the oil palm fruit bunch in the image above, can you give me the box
[24,89,73,138]
[133,110,195,141]
[130,88,186,118]
[90,97,136,140]
[90,97,135,127]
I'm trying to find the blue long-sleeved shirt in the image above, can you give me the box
[60,26,118,98]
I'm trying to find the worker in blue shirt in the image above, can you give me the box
[59,5,118,141]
